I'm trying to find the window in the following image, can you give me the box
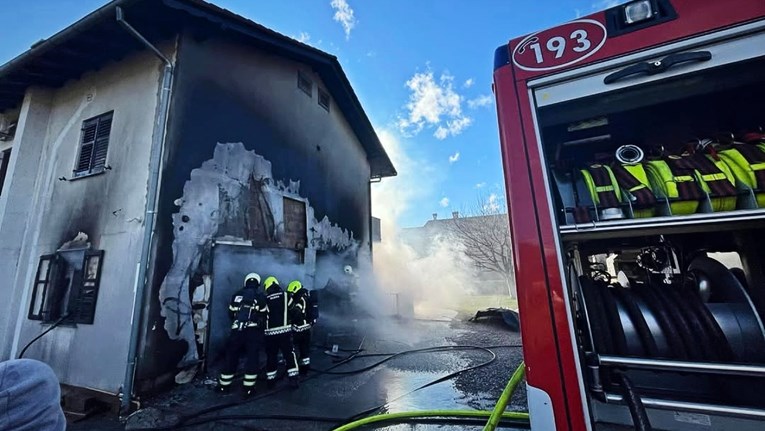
[318,88,331,112]
[297,71,313,97]
[74,112,113,178]
[0,148,10,196]
[28,249,104,324]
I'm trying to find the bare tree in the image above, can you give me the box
[446,194,515,297]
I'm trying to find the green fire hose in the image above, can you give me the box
[484,361,527,431]
[331,362,529,431]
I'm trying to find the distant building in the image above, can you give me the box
[0,0,395,410]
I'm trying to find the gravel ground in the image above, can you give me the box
[70,315,526,431]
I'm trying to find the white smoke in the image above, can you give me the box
[370,129,477,320]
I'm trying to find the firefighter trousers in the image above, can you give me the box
[294,329,311,368]
[219,328,264,389]
[265,333,299,380]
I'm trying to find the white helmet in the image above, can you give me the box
[244,273,261,285]
[343,265,353,275]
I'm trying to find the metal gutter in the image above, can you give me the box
[116,5,174,415]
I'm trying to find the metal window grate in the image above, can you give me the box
[74,111,113,177]
[318,88,331,112]
[298,71,313,97]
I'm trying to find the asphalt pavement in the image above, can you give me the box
[70,314,526,430]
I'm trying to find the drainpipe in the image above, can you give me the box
[116,6,174,415]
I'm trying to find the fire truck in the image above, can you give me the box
[493,1,765,430]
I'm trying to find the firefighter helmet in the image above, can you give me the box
[263,276,279,290]
[287,280,303,293]
[244,273,261,286]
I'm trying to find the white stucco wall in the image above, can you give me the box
[0,43,173,393]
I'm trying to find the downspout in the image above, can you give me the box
[116,6,174,415]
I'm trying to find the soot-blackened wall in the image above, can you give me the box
[136,32,373,386]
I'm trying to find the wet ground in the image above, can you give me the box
[70,315,526,430]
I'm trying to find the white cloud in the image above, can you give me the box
[463,78,474,88]
[448,152,460,164]
[475,182,486,189]
[484,193,501,212]
[397,70,473,140]
[297,32,311,43]
[331,0,357,39]
[440,197,450,208]
[592,0,629,10]
[467,94,493,109]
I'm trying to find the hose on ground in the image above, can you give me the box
[614,370,652,431]
[141,343,521,430]
[183,411,530,430]
[333,345,500,427]
[483,361,526,431]
[331,410,530,431]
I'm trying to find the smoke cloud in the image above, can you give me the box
[370,129,478,320]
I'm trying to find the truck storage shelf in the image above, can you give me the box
[559,208,765,241]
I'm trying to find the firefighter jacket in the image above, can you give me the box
[288,290,311,333]
[229,287,267,331]
[264,285,291,336]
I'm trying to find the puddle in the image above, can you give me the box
[379,369,483,412]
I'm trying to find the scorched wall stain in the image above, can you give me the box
[160,142,357,365]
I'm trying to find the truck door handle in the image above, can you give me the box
[603,51,712,85]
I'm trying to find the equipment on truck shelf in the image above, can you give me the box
[494,1,765,429]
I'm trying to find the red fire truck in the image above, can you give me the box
[494,1,765,430]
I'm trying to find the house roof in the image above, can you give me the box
[0,0,396,178]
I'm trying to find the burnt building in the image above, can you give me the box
[0,0,395,410]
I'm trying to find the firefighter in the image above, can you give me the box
[218,273,267,396]
[263,276,300,388]
[287,280,313,374]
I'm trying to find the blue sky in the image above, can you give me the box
[0,0,625,228]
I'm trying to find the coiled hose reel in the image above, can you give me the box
[577,255,765,410]
[580,256,765,362]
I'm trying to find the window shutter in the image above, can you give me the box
[69,250,104,324]
[92,115,112,171]
[76,120,98,173]
[74,112,112,176]
[28,255,57,321]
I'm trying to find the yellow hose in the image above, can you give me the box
[484,361,526,431]
[331,362,529,431]
[331,410,529,431]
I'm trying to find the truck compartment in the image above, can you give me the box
[564,229,765,430]
[537,49,765,429]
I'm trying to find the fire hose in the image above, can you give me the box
[140,344,530,430]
